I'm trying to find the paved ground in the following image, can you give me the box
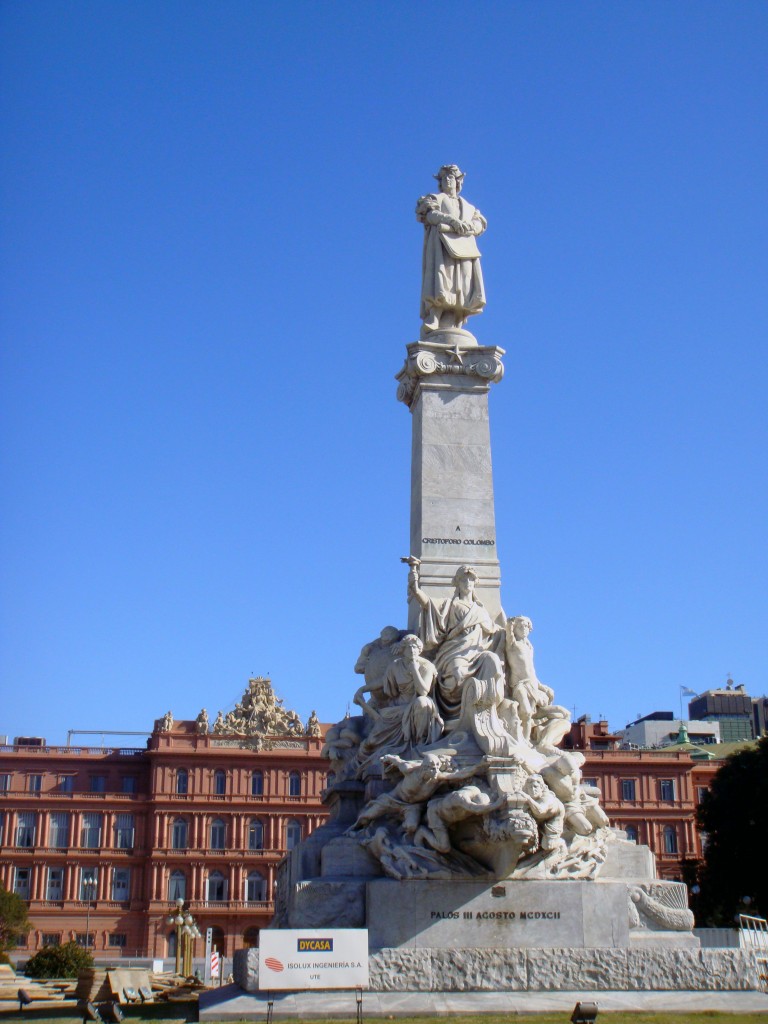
[199,983,768,1019]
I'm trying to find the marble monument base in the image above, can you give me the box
[235,945,761,993]
[281,876,698,951]
[364,878,697,950]
[250,803,763,993]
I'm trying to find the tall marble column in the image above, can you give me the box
[396,335,505,628]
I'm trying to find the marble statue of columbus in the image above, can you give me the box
[416,164,487,333]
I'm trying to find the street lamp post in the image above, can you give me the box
[167,898,185,975]
[182,917,202,976]
[83,876,97,950]
[166,898,201,977]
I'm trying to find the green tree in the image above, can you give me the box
[0,884,30,962]
[24,941,94,978]
[696,735,768,925]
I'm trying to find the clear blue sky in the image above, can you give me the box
[1,1,766,745]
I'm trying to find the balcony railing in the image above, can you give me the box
[601,794,687,810]
[0,844,144,857]
[150,847,287,858]
[186,899,273,911]
[0,746,145,756]
[147,897,274,913]
[585,750,708,761]
[29,898,132,909]
[1,842,288,861]
[1,791,144,801]
[155,793,315,804]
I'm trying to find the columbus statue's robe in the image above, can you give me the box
[417,191,487,328]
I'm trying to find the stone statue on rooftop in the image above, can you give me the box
[157,710,173,732]
[416,164,486,335]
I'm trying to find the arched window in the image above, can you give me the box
[176,768,188,795]
[286,819,301,851]
[246,870,266,902]
[171,818,188,850]
[210,818,226,850]
[251,771,263,796]
[214,770,226,796]
[625,825,638,843]
[248,818,264,851]
[243,926,260,948]
[168,931,177,957]
[663,826,678,854]
[207,870,227,903]
[288,771,301,797]
[168,870,186,901]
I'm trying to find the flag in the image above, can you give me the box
[680,687,697,697]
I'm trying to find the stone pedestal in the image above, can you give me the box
[396,335,505,627]
[366,878,631,950]
[257,841,767,992]
[272,781,367,927]
[235,942,761,994]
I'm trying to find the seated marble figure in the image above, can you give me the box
[408,562,506,724]
[353,634,443,769]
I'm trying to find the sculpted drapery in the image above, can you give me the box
[410,565,506,721]
[416,164,487,332]
[354,635,443,767]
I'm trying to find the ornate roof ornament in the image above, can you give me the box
[211,677,305,739]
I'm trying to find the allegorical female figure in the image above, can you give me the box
[416,164,487,333]
[408,563,506,721]
[353,634,443,767]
